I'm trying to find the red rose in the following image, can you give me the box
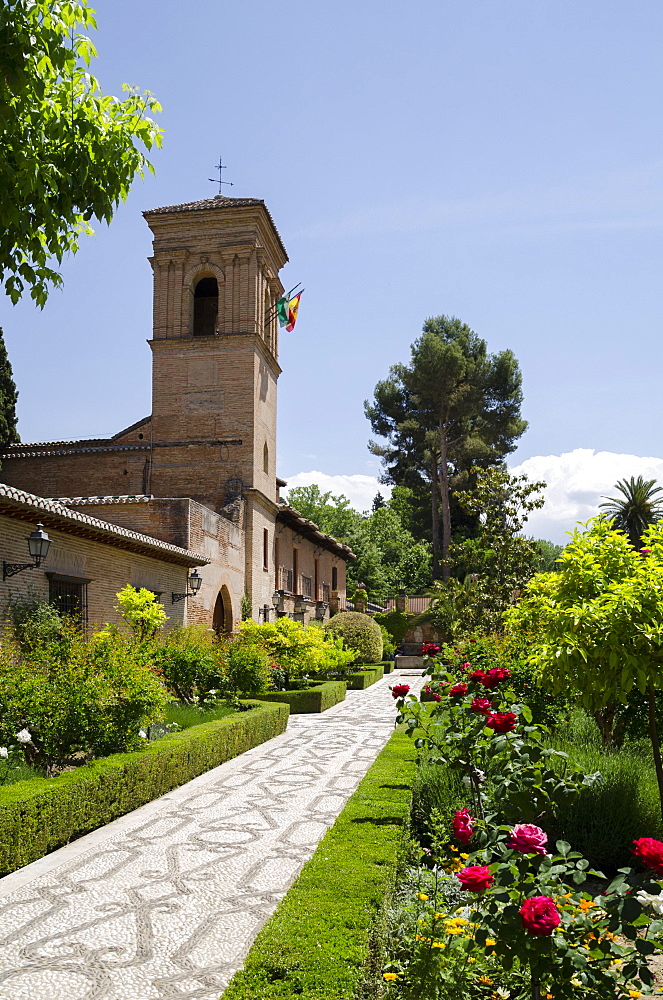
[485,712,517,733]
[469,670,486,683]
[391,684,410,699]
[449,683,468,697]
[452,808,474,845]
[469,638,477,643]
[456,865,493,892]
[508,823,548,855]
[422,642,440,655]
[480,667,512,689]
[633,837,663,875]
[520,896,561,936]
[461,661,471,671]
[470,697,492,715]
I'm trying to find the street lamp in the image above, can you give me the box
[3,523,51,580]
[172,568,203,604]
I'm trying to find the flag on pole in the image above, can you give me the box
[285,292,301,332]
[276,296,290,327]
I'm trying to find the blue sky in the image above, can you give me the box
[1,0,661,541]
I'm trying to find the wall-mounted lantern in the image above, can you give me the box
[3,523,51,581]
[315,600,328,621]
[172,568,203,604]
[294,594,307,615]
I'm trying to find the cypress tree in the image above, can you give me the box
[0,327,20,451]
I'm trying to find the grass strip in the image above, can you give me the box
[256,680,347,714]
[0,700,288,875]
[222,720,417,1000]
[347,664,385,689]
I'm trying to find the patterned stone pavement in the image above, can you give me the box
[0,672,423,1000]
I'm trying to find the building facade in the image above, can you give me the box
[0,196,353,629]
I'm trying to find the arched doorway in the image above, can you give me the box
[213,586,233,634]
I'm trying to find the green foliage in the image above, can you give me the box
[5,596,65,650]
[152,625,225,704]
[285,483,362,537]
[324,610,383,664]
[600,474,663,548]
[255,680,347,714]
[0,701,288,875]
[0,327,19,450]
[531,538,563,572]
[379,623,396,657]
[224,642,271,696]
[0,627,168,772]
[115,584,167,640]
[374,610,410,643]
[222,724,418,1000]
[238,617,355,679]
[547,717,663,870]
[240,592,253,620]
[0,0,162,305]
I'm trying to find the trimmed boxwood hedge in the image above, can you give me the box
[382,660,395,674]
[347,664,385,690]
[256,680,347,714]
[0,700,288,875]
[222,721,417,1000]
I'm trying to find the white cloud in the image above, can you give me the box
[283,470,390,513]
[509,449,663,544]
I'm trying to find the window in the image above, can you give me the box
[280,567,293,592]
[263,528,269,570]
[332,566,338,590]
[193,277,218,336]
[274,537,280,589]
[47,573,90,625]
[263,442,269,474]
[322,583,330,603]
[293,547,299,594]
[301,575,313,597]
[314,558,319,600]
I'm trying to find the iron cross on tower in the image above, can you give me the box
[208,156,234,195]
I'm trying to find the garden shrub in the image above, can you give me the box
[256,679,346,714]
[224,641,271,696]
[152,625,225,703]
[5,596,65,650]
[0,700,289,874]
[324,610,383,664]
[0,627,168,772]
[238,617,354,679]
[379,623,396,658]
[373,610,409,644]
[115,583,167,640]
[347,663,385,689]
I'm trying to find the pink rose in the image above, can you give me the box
[520,896,560,936]
[456,865,493,892]
[452,808,474,845]
[508,823,548,855]
[633,837,663,875]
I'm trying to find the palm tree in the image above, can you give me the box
[599,476,663,548]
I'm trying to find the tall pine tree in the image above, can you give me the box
[0,328,20,452]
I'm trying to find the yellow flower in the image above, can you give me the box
[417,893,429,901]
[479,977,494,986]
[578,899,594,912]
[450,845,458,852]
[485,938,496,946]
[460,852,470,859]
[467,958,476,964]
[629,992,642,998]
[383,972,399,981]
[432,941,446,949]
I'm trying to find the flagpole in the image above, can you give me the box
[263,283,303,328]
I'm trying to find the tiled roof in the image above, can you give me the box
[0,484,207,567]
[277,503,356,561]
[143,195,288,260]
[52,495,154,506]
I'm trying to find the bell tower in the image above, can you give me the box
[143,195,288,511]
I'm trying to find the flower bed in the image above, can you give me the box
[0,700,288,875]
[255,680,347,714]
[222,720,418,1000]
[347,663,385,689]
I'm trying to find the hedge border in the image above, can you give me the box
[347,663,385,689]
[0,700,289,875]
[222,721,417,1000]
[382,661,395,674]
[256,680,347,714]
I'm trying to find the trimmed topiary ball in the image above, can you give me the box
[324,611,383,664]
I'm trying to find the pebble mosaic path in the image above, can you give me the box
[0,672,423,1000]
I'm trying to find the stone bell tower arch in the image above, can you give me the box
[143,195,288,512]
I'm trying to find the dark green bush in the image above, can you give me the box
[5,596,65,650]
[324,611,383,664]
[373,610,409,643]
[223,722,418,1000]
[152,625,225,703]
[0,700,288,874]
[225,641,271,695]
[256,680,346,713]
[347,664,385,689]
